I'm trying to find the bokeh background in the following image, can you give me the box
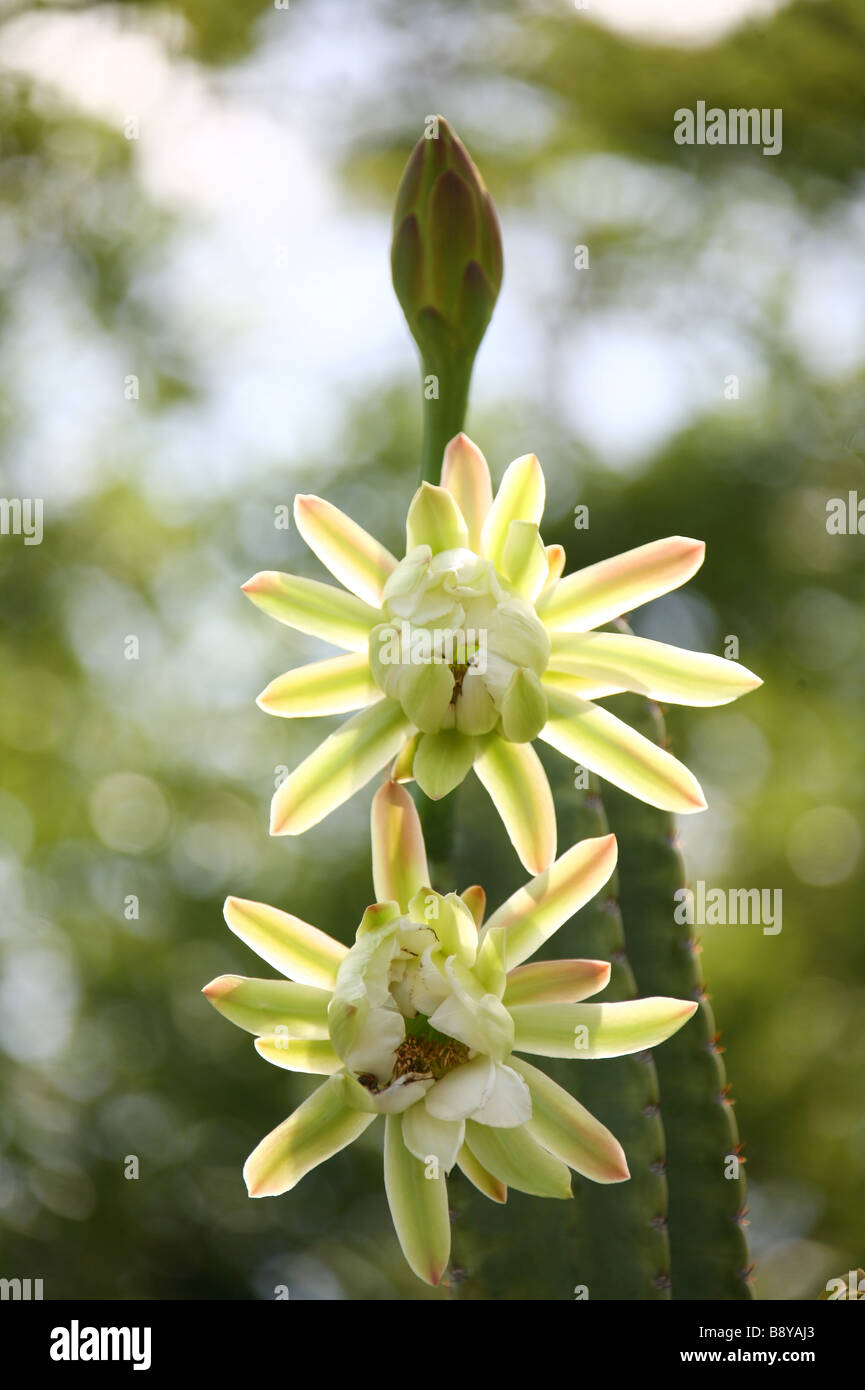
[1,0,864,1300]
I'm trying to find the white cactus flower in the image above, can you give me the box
[203,781,698,1286]
[244,434,761,873]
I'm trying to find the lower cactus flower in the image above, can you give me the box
[203,782,698,1286]
[244,433,761,874]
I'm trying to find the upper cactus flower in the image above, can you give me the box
[203,781,698,1286]
[243,434,762,873]
[391,115,503,368]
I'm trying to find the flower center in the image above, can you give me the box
[394,1013,470,1079]
[354,1014,470,1094]
[371,546,551,741]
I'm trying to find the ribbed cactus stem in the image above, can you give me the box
[441,766,672,1299]
[558,773,672,1299]
[602,690,753,1300]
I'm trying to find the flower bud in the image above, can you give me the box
[391,115,503,367]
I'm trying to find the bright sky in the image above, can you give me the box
[2,0,861,512]
[585,0,786,46]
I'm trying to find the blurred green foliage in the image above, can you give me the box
[1,0,864,1299]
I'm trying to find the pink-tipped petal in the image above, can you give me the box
[541,543,566,594]
[371,781,430,912]
[510,1057,630,1183]
[480,834,618,971]
[242,570,379,653]
[537,536,705,633]
[293,494,397,607]
[440,433,493,550]
[383,1113,451,1286]
[460,884,486,928]
[223,895,347,987]
[503,958,611,1007]
[510,996,699,1059]
[547,631,762,708]
[257,653,382,718]
[473,736,556,875]
[540,687,707,815]
[244,1077,375,1197]
[270,700,411,836]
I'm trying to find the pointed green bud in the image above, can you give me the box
[406,481,469,553]
[413,729,476,799]
[500,667,548,743]
[399,660,455,734]
[454,667,499,735]
[391,116,503,367]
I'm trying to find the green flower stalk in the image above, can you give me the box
[203,782,697,1286]
[390,116,502,481]
[243,433,762,873]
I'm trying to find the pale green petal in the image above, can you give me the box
[479,835,618,972]
[406,482,469,553]
[223,895,347,988]
[413,729,476,800]
[501,520,549,601]
[368,622,401,698]
[503,958,611,1007]
[453,668,498,735]
[293,493,397,606]
[541,669,624,702]
[481,453,545,570]
[510,1057,630,1183]
[257,654,382,718]
[537,536,705,633]
[202,975,331,1037]
[540,686,707,815]
[431,893,478,965]
[242,571,380,653]
[270,700,411,835]
[487,599,551,673]
[464,1119,572,1199]
[255,1036,342,1074]
[510,996,699,1059]
[399,660,455,733]
[456,1143,507,1203]
[472,923,506,997]
[474,735,556,875]
[371,781,430,912]
[244,1075,375,1197]
[440,433,493,551]
[548,631,762,707]
[384,1114,451,1286]
[401,1102,465,1173]
[500,668,548,743]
